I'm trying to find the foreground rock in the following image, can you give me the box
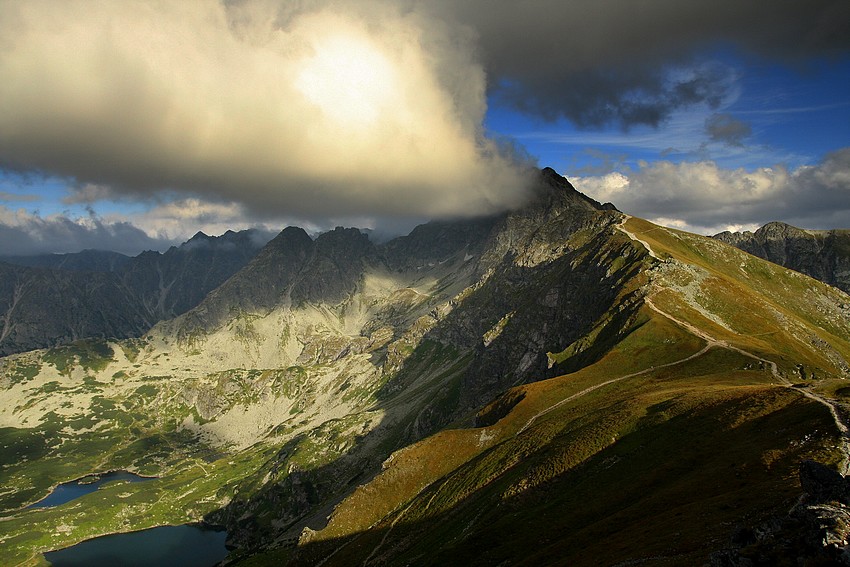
[712,460,850,566]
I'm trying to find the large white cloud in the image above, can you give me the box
[1,0,848,243]
[0,0,531,221]
[573,148,850,233]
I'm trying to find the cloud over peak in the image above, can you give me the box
[0,0,847,229]
[0,0,532,221]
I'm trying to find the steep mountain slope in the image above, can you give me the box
[0,262,148,357]
[1,171,848,566]
[715,221,850,293]
[0,249,131,272]
[0,169,626,563]
[285,218,850,566]
[0,230,268,356]
[119,229,270,322]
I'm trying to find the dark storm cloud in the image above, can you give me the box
[432,0,850,128]
[705,113,753,147]
[495,62,733,129]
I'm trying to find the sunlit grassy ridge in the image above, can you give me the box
[627,217,850,378]
[284,220,850,566]
[2,208,849,567]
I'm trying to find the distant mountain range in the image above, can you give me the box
[1,170,849,566]
[0,249,132,272]
[0,229,271,356]
[715,221,850,294]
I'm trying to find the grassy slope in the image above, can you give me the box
[0,260,481,565]
[627,217,850,379]
[4,218,848,566]
[283,220,850,566]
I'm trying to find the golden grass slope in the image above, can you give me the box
[282,218,850,566]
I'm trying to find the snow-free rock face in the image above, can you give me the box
[715,221,850,294]
[0,229,269,355]
[0,262,149,357]
[119,228,271,321]
[3,169,850,567]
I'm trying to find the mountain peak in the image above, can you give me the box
[535,167,618,212]
[271,226,313,246]
[714,220,850,294]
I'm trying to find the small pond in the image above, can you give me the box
[44,524,229,567]
[28,471,153,509]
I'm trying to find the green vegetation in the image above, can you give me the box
[295,307,841,566]
[3,359,41,385]
[282,220,850,566]
[41,340,115,376]
[119,340,145,363]
[2,214,849,567]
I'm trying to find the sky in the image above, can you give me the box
[0,0,848,255]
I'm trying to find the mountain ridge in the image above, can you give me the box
[714,221,850,294]
[0,229,271,356]
[1,170,849,566]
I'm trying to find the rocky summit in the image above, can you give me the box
[2,169,850,566]
[715,221,850,294]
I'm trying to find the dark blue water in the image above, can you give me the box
[44,524,229,567]
[28,471,152,509]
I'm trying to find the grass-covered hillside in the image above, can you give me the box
[283,217,850,566]
[1,172,849,566]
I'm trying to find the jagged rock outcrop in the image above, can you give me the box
[173,226,358,335]
[202,168,638,549]
[381,216,498,272]
[291,227,376,305]
[712,460,850,566]
[715,221,850,293]
[119,229,270,321]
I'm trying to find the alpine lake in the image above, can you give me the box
[21,471,228,566]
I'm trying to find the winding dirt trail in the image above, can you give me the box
[517,342,714,435]
[617,217,850,475]
[646,297,850,474]
[327,217,850,566]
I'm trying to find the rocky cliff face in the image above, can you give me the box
[715,221,850,293]
[169,169,647,549]
[0,229,268,356]
[120,229,271,322]
[0,262,148,357]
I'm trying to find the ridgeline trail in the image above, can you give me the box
[323,216,850,567]
[617,217,850,475]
